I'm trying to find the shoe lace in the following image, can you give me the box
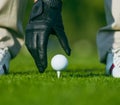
[0,48,8,62]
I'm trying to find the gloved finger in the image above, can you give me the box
[36,30,50,73]
[25,31,37,51]
[54,26,71,56]
[25,31,40,68]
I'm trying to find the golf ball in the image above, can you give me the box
[51,54,68,71]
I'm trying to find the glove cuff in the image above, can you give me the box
[42,0,62,7]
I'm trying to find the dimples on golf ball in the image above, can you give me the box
[51,54,68,71]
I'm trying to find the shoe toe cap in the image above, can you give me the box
[112,67,120,78]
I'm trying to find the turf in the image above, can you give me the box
[0,48,120,105]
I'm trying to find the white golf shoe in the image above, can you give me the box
[0,48,11,75]
[106,49,120,78]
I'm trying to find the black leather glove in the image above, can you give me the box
[25,0,71,73]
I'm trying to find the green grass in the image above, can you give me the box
[0,47,120,105]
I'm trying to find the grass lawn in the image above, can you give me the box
[0,47,120,105]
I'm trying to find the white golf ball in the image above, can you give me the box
[51,54,68,71]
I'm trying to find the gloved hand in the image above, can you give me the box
[25,0,71,73]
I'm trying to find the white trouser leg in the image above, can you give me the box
[97,0,120,63]
[0,0,28,58]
